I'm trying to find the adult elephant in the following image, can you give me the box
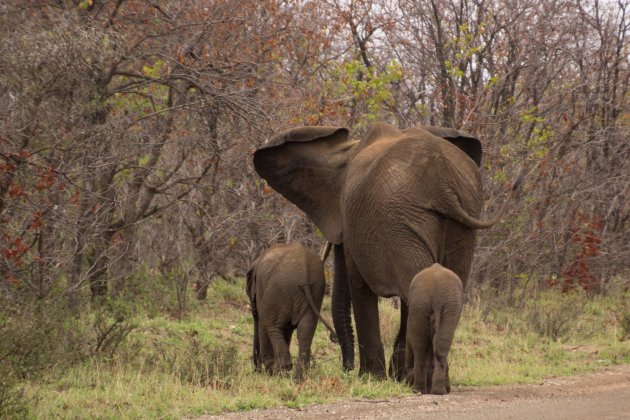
[253,123,495,378]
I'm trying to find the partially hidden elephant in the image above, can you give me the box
[246,242,338,380]
[406,263,463,394]
[253,122,496,378]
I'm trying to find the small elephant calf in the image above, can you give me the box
[406,263,463,394]
[246,243,337,380]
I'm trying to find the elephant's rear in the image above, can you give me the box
[257,243,325,324]
[342,133,482,300]
[410,264,463,311]
[407,264,463,394]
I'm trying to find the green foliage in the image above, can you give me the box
[0,298,136,383]
[108,59,170,117]
[207,277,249,304]
[113,268,177,317]
[326,59,402,128]
[444,23,482,79]
[519,107,553,159]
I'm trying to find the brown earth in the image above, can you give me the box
[198,364,630,419]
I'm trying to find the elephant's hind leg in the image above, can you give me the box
[389,300,408,381]
[408,307,431,393]
[295,312,318,381]
[267,325,292,374]
[431,309,457,394]
[347,256,386,378]
[259,326,275,374]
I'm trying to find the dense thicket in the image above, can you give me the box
[1,0,628,310]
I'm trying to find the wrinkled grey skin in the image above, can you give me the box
[406,264,463,394]
[246,243,337,381]
[254,123,494,378]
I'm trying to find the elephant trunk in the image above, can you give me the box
[331,244,355,371]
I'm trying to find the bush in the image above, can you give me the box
[0,299,136,381]
[174,335,240,386]
[124,326,241,386]
[0,370,31,419]
[525,295,585,341]
[471,286,588,341]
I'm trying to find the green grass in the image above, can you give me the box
[8,278,630,418]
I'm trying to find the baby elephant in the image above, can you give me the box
[406,263,463,394]
[246,242,337,380]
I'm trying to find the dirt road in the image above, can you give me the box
[201,364,630,419]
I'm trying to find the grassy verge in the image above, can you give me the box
[6,278,630,418]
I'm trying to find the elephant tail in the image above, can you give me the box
[448,198,499,230]
[301,284,339,343]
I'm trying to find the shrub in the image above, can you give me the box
[173,334,240,386]
[0,373,31,420]
[523,290,586,341]
[0,298,136,382]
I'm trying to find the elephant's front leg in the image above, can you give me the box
[347,257,386,378]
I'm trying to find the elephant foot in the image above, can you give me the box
[431,386,447,395]
[405,371,415,388]
[431,369,448,394]
[359,366,387,380]
[411,382,429,394]
[357,346,386,378]
[430,377,447,395]
[343,359,355,372]
[272,362,292,376]
[294,370,306,383]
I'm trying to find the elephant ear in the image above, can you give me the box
[419,126,483,167]
[253,127,356,244]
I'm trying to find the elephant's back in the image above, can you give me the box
[344,133,482,214]
[257,243,324,287]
